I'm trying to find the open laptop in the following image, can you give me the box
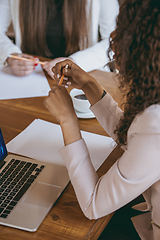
[0,128,69,232]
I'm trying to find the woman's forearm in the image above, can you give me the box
[60,114,82,146]
[82,77,104,106]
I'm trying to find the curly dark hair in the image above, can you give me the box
[108,0,160,147]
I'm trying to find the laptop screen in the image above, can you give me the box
[0,128,8,161]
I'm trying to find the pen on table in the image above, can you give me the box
[8,54,45,66]
[58,64,69,86]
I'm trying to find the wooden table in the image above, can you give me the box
[0,69,123,240]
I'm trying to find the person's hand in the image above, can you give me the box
[7,53,38,76]
[43,57,71,79]
[44,84,76,124]
[44,85,81,145]
[52,60,104,106]
[52,59,94,90]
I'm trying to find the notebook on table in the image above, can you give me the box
[0,128,69,232]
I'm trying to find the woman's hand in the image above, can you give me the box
[44,84,76,124]
[52,59,94,89]
[7,53,38,76]
[44,85,82,146]
[43,57,72,79]
[53,60,104,106]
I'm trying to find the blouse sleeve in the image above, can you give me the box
[0,0,21,66]
[59,97,160,220]
[59,126,160,220]
[90,93,123,142]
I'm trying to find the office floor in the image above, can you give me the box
[98,195,145,240]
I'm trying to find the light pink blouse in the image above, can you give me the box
[59,93,160,240]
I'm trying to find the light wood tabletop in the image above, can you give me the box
[0,66,123,240]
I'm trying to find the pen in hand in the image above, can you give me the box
[58,64,69,86]
[8,54,45,66]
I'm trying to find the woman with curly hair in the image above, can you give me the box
[44,0,160,239]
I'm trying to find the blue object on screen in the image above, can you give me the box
[0,128,8,161]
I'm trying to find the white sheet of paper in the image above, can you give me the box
[6,119,116,171]
[0,64,51,100]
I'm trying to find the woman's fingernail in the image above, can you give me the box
[34,63,38,66]
[57,74,60,79]
[66,81,71,85]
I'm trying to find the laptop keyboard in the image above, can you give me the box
[0,158,45,219]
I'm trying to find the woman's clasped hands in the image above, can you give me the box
[44,60,90,125]
[43,59,89,89]
[44,59,103,123]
